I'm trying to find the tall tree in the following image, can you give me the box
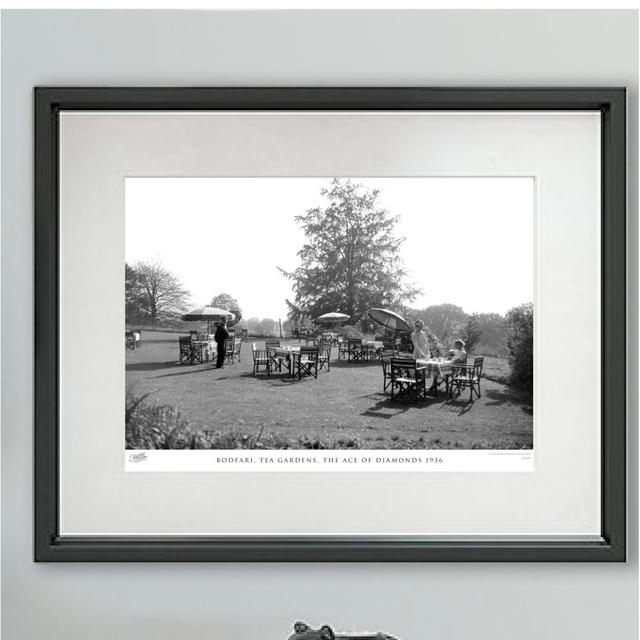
[125,262,144,323]
[460,313,483,354]
[281,179,420,322]
[285,298,309,331]
[416,303,469,341]
[471,312,508,356]
[505,302,534,392]
[209,292,243,326]
[209,293,241,313]
[131,259,190,324]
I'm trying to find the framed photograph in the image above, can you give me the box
[35,87,626,561]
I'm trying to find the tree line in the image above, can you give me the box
[281,178,532,391]
[126,260,243,329]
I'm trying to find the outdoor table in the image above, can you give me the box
[192,340,216,362]
[417,358,456,395]
[271,346,301,376]
[317,332,339,347]
[363,340,385,358]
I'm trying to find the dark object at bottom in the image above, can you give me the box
[288,622,399,640]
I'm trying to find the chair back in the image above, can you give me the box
[382,339,396,352]
[251,342,263,360]
[300,346,319,362]
[189,330,199,340]
[265,340,280,351]
[390,357,418,379]
[179,336,193,357]
[381,350,395,375]
[472,356,484,378]
[347,338,362,349]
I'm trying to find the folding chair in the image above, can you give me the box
[380,350,395,392]
[382,339,398,355]
[347,339,364,362]
[318,345,331,372]
[251,343,271,375]
[390,357,427,403]
[449,357,484,401]
[265,340,284,372]
[296,346,319,379]
[178,336,203,365]
[442,353,467,396]
[125,330,140,350]
[225,338,241,364]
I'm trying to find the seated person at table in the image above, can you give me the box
[449,339,467,363]
[411,320,431,360]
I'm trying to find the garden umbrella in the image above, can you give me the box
[315,312,350,332]
[227,309,242,328]
[181,306,235,333]
[316,312,350,323]
[367,308,411,333]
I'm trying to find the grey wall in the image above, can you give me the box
[2,10,637,640]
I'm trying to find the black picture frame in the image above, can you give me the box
[34,87,626,562]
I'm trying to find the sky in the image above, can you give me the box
[125,177,534,320]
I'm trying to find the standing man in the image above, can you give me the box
[214,317,230,369]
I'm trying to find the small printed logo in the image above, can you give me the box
[128,452,148,464]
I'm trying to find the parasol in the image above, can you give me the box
[367,308,411,333]
[227,309,242,328]
[181,306,235,333]
[315,312,350,323]
[315,312,350,332]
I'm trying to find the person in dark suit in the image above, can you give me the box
[214,317,230,369]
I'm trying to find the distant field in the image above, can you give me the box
[126,332,532,450]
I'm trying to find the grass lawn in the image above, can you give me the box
[126,331,533,450]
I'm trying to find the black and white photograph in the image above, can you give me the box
[125,176,534,455]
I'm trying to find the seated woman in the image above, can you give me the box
[411,320,431,360]
[449,339,467,364]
